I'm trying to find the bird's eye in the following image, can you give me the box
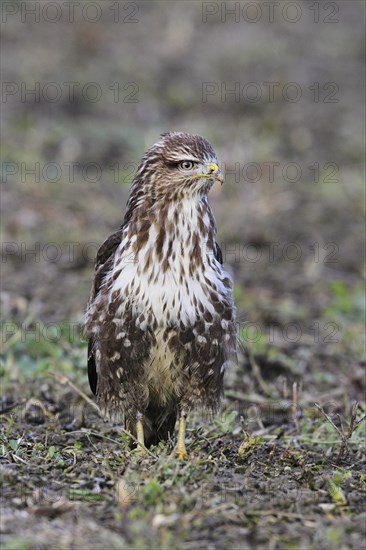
[179,161,195,171]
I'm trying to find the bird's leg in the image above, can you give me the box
[175,410,189,460]
[135,412,146,455]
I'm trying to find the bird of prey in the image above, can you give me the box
[84,132,236,458]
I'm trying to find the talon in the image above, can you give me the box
[175,449,189,460]
[133,445,147,457]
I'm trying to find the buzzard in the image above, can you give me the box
[84,132,236,458]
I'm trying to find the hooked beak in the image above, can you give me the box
[206,162,224,185]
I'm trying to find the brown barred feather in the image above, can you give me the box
[84,132,236,446]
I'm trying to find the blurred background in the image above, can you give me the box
[1,2,365,548]
[1,0,365,387]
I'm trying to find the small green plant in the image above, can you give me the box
[140,479,163,505]
[207,408,239,437]
[327,470,350,506]
[238,433,264,460]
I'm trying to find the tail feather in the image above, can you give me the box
[143,405,177,447]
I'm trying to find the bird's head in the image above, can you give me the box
[133,132,223,201]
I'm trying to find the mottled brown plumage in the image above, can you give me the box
[84,132,236,455]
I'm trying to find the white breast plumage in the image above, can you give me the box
[109,197,231,329]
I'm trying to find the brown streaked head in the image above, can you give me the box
[131,132,223,201]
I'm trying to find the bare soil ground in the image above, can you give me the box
[1,2,365,549]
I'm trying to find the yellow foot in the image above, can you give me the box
[132,445,147,457]
[175,413,188,460]
[175,448,189,460]
[133,416,147,455]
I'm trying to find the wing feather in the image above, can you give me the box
[87,228,124,394]
[214,241,223,265]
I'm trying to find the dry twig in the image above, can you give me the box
[314,401,366,462]
[51,372,157,458]
[50,371,99,411]
[243,345,271,396]
[292,382,299,432]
